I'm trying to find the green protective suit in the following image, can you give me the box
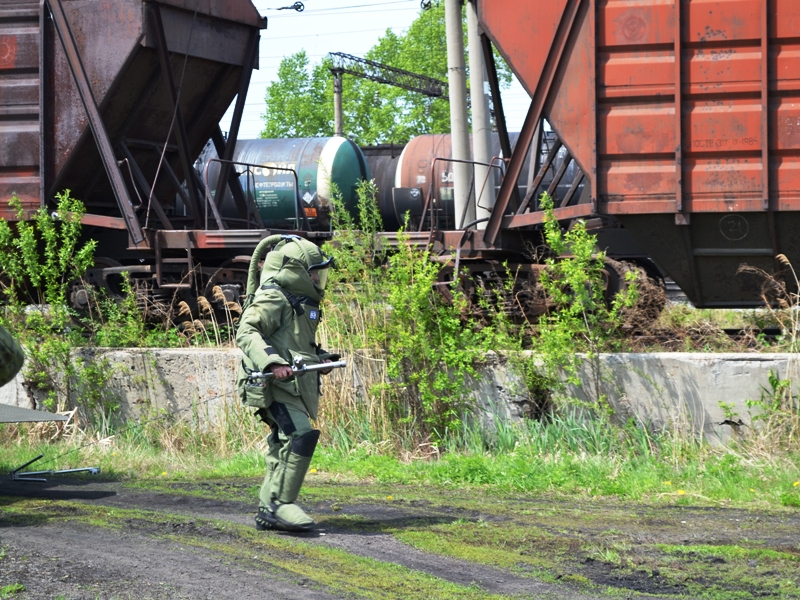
[235,237,337,532]
[0,325,24,387]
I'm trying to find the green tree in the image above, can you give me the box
[261,4,510,144]
[260,51,332,138]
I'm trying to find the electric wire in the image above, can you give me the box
[271,0,413,12]
[268,3,419,18]
[264,27,394,40]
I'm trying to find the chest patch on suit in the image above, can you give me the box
[308,310,319,321]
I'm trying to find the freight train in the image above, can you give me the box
[1,0,797,321]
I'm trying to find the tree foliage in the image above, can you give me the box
[260,51,331,139]
[260,4,511,144]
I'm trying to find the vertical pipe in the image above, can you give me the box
[444,0,473,228]
[760,0,770,211]
[467,0,494,226]
[333,70,344,137]
[673,0,684,218]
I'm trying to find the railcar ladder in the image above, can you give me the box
[154,234,194,290]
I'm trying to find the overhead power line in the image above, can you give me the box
[328,51,448,98]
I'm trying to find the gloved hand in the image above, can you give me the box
[319,359,333,375]
[270,364,294,380]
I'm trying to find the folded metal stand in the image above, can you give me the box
[10,454,100,482]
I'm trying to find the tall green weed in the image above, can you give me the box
[0,193,97,412]
[533,193,638,410]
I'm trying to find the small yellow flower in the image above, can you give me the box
[677,489,686,495]
[664,481,672,486]
[310,468,317,474]
[386,495,393,501]
[794,481,799,487]
[112,452,117,456]
[749,488,756,492]
[161,471,167,476]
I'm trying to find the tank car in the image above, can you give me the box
[361,131,589,232]
[198,137,370,232]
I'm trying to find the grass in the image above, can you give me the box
[0,499,508,600]
[0,584,25,599]
[3,443,800,599]
[4,412,800,510]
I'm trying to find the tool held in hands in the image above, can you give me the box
[248,356,347,381]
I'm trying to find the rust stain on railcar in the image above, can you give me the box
[0,35,17,69]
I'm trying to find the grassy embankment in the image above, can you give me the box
[2,187,800,507]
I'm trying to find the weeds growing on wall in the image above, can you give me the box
[524,193,639,414]
[0,193,100,414]
[318,188,641,446]
[0,194,179,430]
[0,193,230,426]
[320,180,517,443]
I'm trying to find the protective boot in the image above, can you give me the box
[267,429,320,532]
[255,506,276,531]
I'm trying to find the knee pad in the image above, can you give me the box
[290,429,320,458]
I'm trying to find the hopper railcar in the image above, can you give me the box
[477,0,800,308]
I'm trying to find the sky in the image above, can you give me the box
[220,0,532,140]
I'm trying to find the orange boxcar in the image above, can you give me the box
[480,0,800,307]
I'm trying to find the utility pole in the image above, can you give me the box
[332,69,344,136]
[467,0,494,226]
[444,0,473,228]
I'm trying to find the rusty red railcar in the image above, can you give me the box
[478,0,800,307]
[0,0,288,302]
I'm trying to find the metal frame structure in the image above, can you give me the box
[43,0,276,260]
[328,52,449,99]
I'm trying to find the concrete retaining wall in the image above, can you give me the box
[1,348,797,441]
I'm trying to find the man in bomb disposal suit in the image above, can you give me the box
[236,235,338,532]
[1,324,24,387]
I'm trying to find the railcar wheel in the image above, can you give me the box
[68,257,123,312]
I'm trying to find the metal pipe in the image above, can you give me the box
[467,0,494,226]
[444,0,473,227]
[247,358,347,380]
[417,156,504,232]
[333,70,344,137]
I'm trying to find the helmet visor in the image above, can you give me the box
[308,255,335,290]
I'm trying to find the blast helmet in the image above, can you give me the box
[279,237,335,291]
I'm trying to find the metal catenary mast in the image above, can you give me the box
[327,52,449,137]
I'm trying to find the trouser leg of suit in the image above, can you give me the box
[258,402,319,509]
[258,425,282,507]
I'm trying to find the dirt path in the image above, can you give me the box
[1,477,798,599]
